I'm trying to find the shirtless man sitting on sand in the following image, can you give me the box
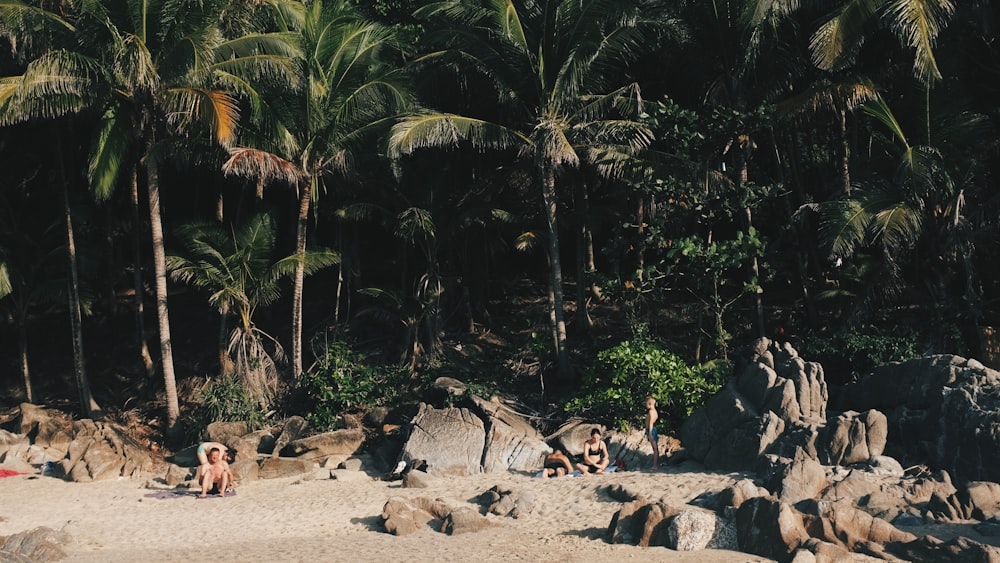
[198,447,232,498]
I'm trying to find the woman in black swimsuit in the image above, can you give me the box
[577,428,609,475]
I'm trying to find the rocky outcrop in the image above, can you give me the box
[832,355,1000,484]
[681,339,887,472]
[399,400,551,475]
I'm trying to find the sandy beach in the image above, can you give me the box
[3,463,775,562]
[7,459,998,562]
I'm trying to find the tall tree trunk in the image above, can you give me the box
[837,107,851,196]
[59,138,102,419]
[574,182,593,332]
[146,146,180,430]
[635,195,646,281]
[130,170,156,380]
[291,176,314,379]
[540,167,570,379]
[17,319,32,403]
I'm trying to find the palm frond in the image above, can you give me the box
[514,230,539,253]
[388,112,527,157]
[222,147,304,185]
[818,198,871,259]
[0,261,11,299]
[883,0,955,84]
[810,0,885,71]
[89,105,133,201]
[0,50,100,124]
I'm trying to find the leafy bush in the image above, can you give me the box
[794,325,921,384]
[563,334,725,432]
[182,373,267,443]
[299,339,409,431]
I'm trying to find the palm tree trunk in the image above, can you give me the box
[18,319,32,403]
[130,170,155,380]
[59,138,102,419]
[540,167,570,378]
[291,176,314,378]
[837,107,851,196]
[146,148,180,430]
[574,182,593,332]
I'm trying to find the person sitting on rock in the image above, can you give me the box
[198,447,232,498]
[541,450,574,478]
[576,428,610,475]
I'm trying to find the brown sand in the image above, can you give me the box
[3,463,771,562]
[7,461,993,562]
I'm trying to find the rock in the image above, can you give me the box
[886,534,1000,562]
[666,509,738,551]
[432,377,467,396]
[797,499,917,550]
[380,497,451,536]
[230,429,275,460]
[609,500,650,545]
[400,403,485,476]
[965,481,1000,520]
[832,355,1000,484]
[230,459,259,483]
[164,464,192,487]
[258,457,312,479]
[604,428,658,470]
[734,497,810,560]
[272,416,308,457]
[441,507,499,535]
[60,421,152,482]
[0,430,30,461]
[282,429,364,460]
[818,410,887,466]
[0,526,70,561]
[0,456,35,475]
[867,455,905,477]
[471,396,551,473]
[718,478,770,509]
[204,421,249,444]
[547,421,604,457]
[402,469,436,488]
[603,483,646,503]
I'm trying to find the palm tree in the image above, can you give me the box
[0,4,104,416]
[390,0,677,378]
[167,212,337,407]
[222,0,411,378]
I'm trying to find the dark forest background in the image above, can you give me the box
[1,0,998,444]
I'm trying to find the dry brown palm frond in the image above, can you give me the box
[222,147,305,186]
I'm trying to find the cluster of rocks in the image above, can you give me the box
[398,384,665,476]
[0,405,376,486]
[380,496,500,536]
[607,338,1000,560]
[0,526,70,562]
[1,404,152,482]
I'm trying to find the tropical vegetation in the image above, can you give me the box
[0,0,997,440]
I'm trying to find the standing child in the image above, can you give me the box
[645,396,659,469]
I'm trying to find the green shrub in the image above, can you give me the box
[563,334,725,432]
[794,325,921,383]
[182,373,267,443]
[299,339,409,431]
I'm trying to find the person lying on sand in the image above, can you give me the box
[541,450,575,478]
[576,428,609,475]
[198,447,233,498]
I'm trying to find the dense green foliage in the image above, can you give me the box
[793,325,924,383]
[564,331,726,432]
[182,374,268,443]
[1,0,999,438]
[298,338,409,431]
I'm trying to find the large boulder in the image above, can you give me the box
[471,397,551,473]
[734,497,810,560]
[400,403,485,476]
[666,509,738,551]
[282,429,364,461]
[0,526,70,561]
[380,497,451,536]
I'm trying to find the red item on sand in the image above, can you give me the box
[0,469,21,477]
